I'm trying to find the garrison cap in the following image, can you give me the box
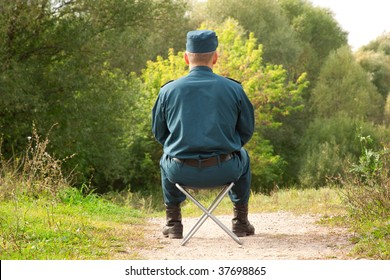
[186,30,218,53]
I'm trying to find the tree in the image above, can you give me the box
[280,0,348,82]
[299,46,385,187]
[0,0,192,192]
[356,33,390,100]
[205,0,302,72]
[361,32,390,55]
[298,116,380,187]
[310,46,383,122]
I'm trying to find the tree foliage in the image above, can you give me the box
[356,33,390,100]
[298,117,380,187]
[204,0,348,83]
[280,0,348,81]
[299,45,386,187]
[310,46,383,122]
[0,0,190,192]
[206,0,301,71]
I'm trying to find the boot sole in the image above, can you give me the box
[234,231,255,237]
[163,233,183,239]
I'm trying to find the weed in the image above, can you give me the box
[0,124,73,200]
[339,135,390,259]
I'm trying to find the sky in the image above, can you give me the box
[309,0,389,50]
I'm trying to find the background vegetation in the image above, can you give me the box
[1,0,389,259]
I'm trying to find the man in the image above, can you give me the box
[152,30,255,239]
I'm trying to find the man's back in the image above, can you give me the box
[152,66,254,159]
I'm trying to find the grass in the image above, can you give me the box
[0,128,150,260]
[0,188,146,259]
[349,219,390,259]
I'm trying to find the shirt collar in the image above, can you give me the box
[189,66,213,73]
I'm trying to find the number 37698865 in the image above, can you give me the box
[218,266,266,276]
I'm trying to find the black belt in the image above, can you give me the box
[173,154,233,168]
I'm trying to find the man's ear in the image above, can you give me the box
[213,52,218,65]
[184,52,190,65]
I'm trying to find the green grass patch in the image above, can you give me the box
[346,218,390,259]
[0,188,146,260]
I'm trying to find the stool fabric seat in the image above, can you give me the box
[175,182,242,246]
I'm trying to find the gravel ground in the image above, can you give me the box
[138,211,353,260]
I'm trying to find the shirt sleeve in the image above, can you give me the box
[152,92,169,146]
[236,90,255,146]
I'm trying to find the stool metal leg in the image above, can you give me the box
[175,182,242,246]
[179,184,231,244]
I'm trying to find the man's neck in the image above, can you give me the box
[189,63,214,70]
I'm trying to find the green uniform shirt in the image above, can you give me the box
[152,66,254,159]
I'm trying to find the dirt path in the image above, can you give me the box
[139,212,353,260]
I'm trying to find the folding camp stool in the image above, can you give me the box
[175,182,242,246]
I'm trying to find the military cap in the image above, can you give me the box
[186,30,218,53]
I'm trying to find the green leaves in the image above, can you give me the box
[0,0,191,191]
[311,46,383,122]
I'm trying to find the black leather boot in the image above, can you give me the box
[232,204,255,237]
[162,204,183,239]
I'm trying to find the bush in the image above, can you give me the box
[298,116,380,187]
[340,136,390,259]
[342,136,389,220]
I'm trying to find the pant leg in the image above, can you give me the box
[228,148,251,205]
[160,155,186,206]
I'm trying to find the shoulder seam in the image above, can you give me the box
[161,80,174,88]
[225,77,241,84]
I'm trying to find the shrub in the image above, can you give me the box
[298,116,380,187]
[340,135,390,259]
[342,136,389,220]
